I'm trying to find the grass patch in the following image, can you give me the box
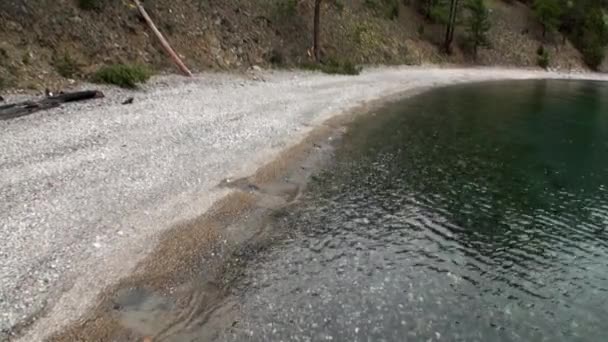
[54,53,81,78]
[92,64,151,88]
[301,58,362,75]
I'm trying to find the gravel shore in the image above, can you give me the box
[1,67,607,341]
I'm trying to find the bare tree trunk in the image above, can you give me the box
[444,0,458,54]
[133,0,193,77]
[313,0,323,62]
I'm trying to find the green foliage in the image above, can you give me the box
[558,0,608,69]
[417,24,426,36]
[301,58,362,75]
[570,5,608,69]
[536,45,545,56]
[269,49,285,65]
[464,0,491,57]
[419,0,452,24]
[78,0,102,11]
[333,0,345,12]
[581,34,606,69]
[92,64,151,88]
[580,10,608,69]
[533,0,562,37]
[273,0,298,18]
[54,53,81,78]
[364,0,400,20]
[537,48,550,69]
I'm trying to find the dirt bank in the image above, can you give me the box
[2,67,608,341]
[0,0,599,91]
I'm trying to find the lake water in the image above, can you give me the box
[225,80,608,342]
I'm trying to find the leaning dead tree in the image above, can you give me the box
[0,91,104,120]
[132,0,192,77]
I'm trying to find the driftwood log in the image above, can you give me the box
[0,90,104,121]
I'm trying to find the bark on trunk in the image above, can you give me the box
[313,0,323,62]
[444,0,458,54]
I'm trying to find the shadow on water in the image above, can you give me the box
[224,80,608,342]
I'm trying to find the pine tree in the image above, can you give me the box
[533,0,563,39]
[464,0,491,58]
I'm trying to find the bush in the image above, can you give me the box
[54,53,81,78]
[273,0,297,18]
[537,50,550,69]
[92,64,151,88]
[333,0,345,12]
[302,58,362,75]
[417,24,425,36]
[364,0,400,20]
[78,0,102,11]
[269,49,285,65]
[536,45,545,56]
[581,42,605,70]
[569,9,608,70]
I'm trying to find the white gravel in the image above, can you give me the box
[1,66,607,341]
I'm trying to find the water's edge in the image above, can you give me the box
[45,75,608,341]
[46,85,436,341]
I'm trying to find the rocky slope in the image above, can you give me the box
[0,0,601,90]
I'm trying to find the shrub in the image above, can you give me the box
[78,0,102,11]
[269,49,285,65]
[273,0,297,18]
[302,58,362,75]
[581,40,605,70]
[54,53,81,78]
[364,0,400,20]
[92,64,151,88]
[537,50,550,69]
[333,0,345,12]
[536,45,545,56]
[417,24,425,36]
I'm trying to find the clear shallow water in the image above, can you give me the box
[226,80,608,342]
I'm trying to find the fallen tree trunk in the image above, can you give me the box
[0,90,104,121]
[133,0,193,77]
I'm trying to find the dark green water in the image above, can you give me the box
[228,80,608,342]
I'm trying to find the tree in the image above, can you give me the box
[559,0,608,69]
[313,0,323,62]
[533,0,563,39]
[464,0,491,58]
[580,8,608,69]
[444,0,459,53]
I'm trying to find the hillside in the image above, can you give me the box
[0,0,602,91]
